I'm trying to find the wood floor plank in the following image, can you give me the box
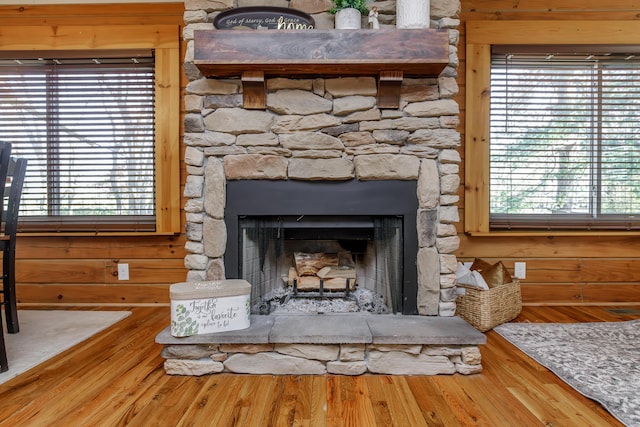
[368,375,423,427]
[451,374,542,426]
[430,375,495,426]
[209,375,261,426]
[175,374,237,425]
[291,375,313,427]
[507,384,578,426]
[325,375,345,427]
[405,376,460,426]
[308,375,328,427]
[362,376,395,426]
[336,375,357,427]
[238,375,278,427]
[350,376,377,427]
[117,376,203,426]
[387,376,431,427]
[61,352,167,426]
[272,376,300,427]
[0,305,634,426]
[257,376,296,427]
[543,383,616,427]
[230,373,265,426]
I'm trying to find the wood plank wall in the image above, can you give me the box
[1,3,187,306]
[4,1,638,306]
[458,1,640,305]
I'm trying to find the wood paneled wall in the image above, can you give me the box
[458,1,640,304]
[1,3,186,306]
[4,1,638,306]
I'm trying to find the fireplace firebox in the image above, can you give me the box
[224,180,418,314]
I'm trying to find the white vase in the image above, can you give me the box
[396,0,430,29]
[334,8,362,29]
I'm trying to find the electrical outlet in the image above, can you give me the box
[117,263,130,281]
[514,262,526,279]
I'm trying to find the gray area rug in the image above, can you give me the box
[0,310,131,385]
[495,320,640,427]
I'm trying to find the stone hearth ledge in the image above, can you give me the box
[156,314,486,376]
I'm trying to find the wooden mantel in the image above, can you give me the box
[193,29,450,109]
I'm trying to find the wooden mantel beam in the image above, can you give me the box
[193,29,450,109]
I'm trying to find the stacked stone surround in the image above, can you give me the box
[162,342,482,376]
[181,0,463,319]
[172,0,474,376]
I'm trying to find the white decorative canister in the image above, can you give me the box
[396,0,430,29]
[334,8,362,29]
[170,279,251,337]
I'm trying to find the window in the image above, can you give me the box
[465,21,640,234]
[490,48,640,230]
[0,52,157,231]
[0,25,180,234]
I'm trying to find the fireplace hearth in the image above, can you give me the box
[157,313,486,376]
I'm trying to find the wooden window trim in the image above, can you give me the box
[0,24,181,235]
[465,20,640,236]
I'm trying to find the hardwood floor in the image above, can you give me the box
[0,305,636,426]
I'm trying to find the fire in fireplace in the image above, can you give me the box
[224,179,418,314]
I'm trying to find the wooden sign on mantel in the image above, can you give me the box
[194,29,450,109]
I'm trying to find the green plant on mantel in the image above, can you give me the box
[329,0,369,15]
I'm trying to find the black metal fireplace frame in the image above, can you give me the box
[224,179,419,314]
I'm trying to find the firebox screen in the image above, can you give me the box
[239,216,403,314]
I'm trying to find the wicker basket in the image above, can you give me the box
[456,280,522,332]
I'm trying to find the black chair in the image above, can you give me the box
[0,141,10,203]
[1,157,27,338]
[0,141,12,372]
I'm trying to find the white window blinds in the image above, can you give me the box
[490,48,640,230]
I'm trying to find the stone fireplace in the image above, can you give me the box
[157,0,485,377]
[182,0,463,318]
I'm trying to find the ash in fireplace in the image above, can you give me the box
[257,287,389,314]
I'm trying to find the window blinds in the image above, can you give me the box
[0,53,156,232]
[489,48,640,230]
